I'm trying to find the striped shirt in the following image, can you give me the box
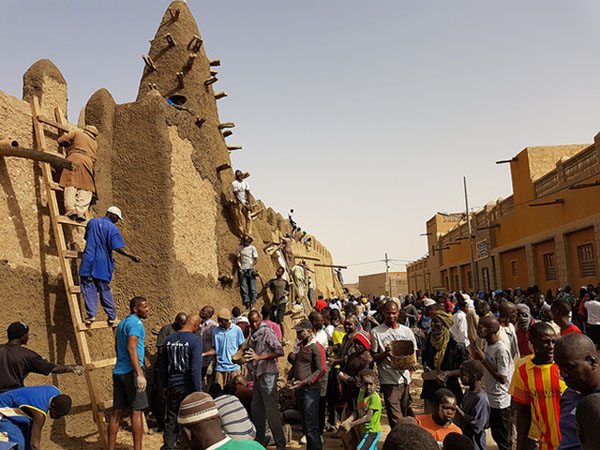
[214,394,256,440]
[509,355,566,450]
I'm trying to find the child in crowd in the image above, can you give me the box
[339,369,382,450]
[473,316,512,450]
[416,388,463,446]
[456,360,489,450]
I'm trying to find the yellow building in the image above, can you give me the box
[407,139,600,294]
[358,272,408,297]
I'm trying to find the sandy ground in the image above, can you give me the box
[103,370,499,449]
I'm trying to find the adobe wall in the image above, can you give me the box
[0,2,341,447]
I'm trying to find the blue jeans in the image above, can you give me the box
[252,373,286,450]
[238,269,257,305]
[81,276,117,320]
[0,418,27,449]
[297,388,322,450]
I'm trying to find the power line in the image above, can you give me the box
[346,257,417,267]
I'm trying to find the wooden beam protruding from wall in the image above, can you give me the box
[142,55,157,71]
[214,92,227,99]
[189,35,203,51]
[218,122,235,129]
[314,263,348,269]
[209,59,221,67]
[294,255,320,261]
[168,8,180,21]
[184,54,197,71]
[165,33,177,47]
[0,145,74,170]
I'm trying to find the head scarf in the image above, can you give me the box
[353,331,371,351]
[516,304,532,329]
[430,311,452,370]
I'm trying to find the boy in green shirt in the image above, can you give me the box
[340,369,382,450]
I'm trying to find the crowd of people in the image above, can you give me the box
[147,283,600,450]
[3,283,600,449]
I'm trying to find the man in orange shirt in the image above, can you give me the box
[509,322,566,450]
[416,388,462,446]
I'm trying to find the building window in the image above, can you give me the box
[543,253,557,281]
[511,260,517,277]
[578,244,596,278]
[482,267,490,291]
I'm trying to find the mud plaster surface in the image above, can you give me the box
[168,126,218,279]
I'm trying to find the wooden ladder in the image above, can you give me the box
[30,97,116,449]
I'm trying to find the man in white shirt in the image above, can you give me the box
[497,301,520,367]
[232,170,252,237]
[584,295,600,344]
[371,301,418,428]
[450,295,470,347]
[237,235,258,309]
[473,316,512,450]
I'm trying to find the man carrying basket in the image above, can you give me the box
[370,300,418,428]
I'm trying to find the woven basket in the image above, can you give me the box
[390,340,416,370]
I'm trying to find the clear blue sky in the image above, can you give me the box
[2,1,600,283]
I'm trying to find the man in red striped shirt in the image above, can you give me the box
[509,322,566,450]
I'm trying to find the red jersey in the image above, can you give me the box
[560,324,582,336]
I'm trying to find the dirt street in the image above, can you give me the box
[94,369,498,449]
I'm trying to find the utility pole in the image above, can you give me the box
[464,176,479,292]
[385,253,391,296]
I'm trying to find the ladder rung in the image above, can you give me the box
[36,115,70,133]
[49,182,63,191]
[97,400,113,411]
[77,320,119,332]
[70,286,81,294]
[86,358,116,371]
[64,250,82,259]
[57,215,88,227]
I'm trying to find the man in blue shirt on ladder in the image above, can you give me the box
[79,206,141,326]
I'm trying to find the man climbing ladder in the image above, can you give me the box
[80,207,142,325]
[57,125,98,221]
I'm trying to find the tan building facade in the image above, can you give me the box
[358,271,408,297]
[408,140,600,295]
